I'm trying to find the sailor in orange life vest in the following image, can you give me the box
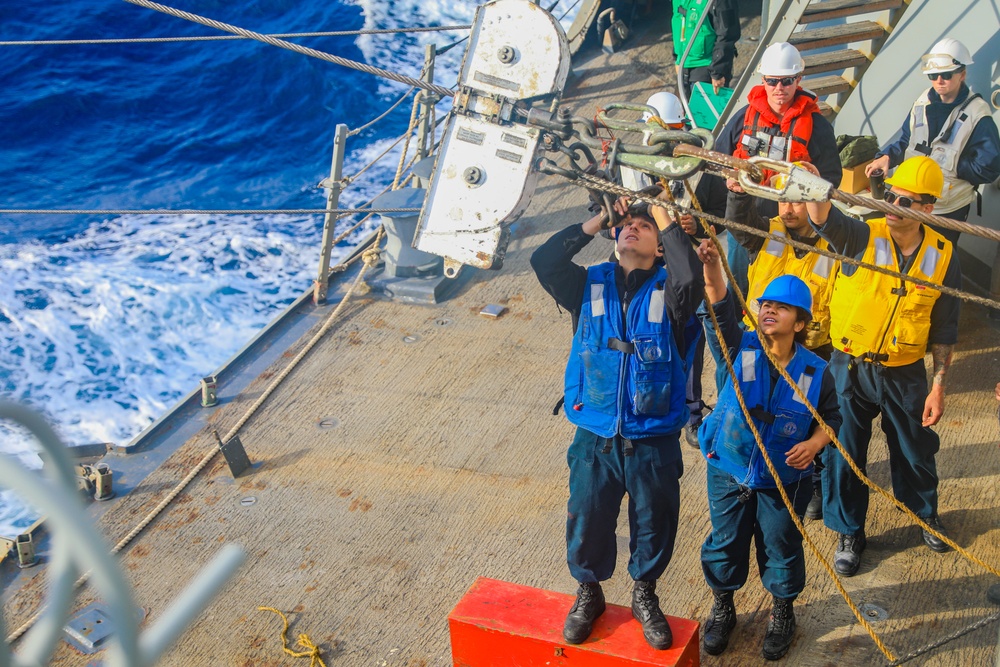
[714,41,842,300]
[694,243,841,661]
[530,192,704,650]
[804,156,961,577]
[864,38,1000,245]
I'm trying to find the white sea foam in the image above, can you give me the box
[0,0,581,539]
[0,213,345,537]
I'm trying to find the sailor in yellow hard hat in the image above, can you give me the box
[806,155,961,577]
[865,37,1000,244]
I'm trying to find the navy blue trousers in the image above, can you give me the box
[567,427,683,583]
[702,465,812,599]
[823,351,940,535]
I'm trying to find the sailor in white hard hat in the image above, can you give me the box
[865,37,1000,244]
[711,41,842,329]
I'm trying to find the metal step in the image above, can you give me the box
[801,0,904,24]
[789,20,886,52]
[802,74,854,98]
[803,49,870,76]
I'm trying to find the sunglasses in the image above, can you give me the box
[927,68,963,82]
[883,190,928,208]
[763,76,797,87]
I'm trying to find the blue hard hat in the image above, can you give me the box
[757,275,813,319]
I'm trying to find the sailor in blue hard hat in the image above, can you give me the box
[693,245,842,661]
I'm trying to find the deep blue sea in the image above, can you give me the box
[0,0,579,537]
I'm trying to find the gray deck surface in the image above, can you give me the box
[6,3,1000,666]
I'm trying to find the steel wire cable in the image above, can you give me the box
[568,172,1000,312]
[0,207,419,215]
[0,25,473,47]
[120,0,455,98]
[347,87,416,137]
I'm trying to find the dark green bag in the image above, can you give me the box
[836,134,880,168]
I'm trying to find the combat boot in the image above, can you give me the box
[762,596,796,660]
[702,589,737,655]
[631,580,672,649]
[563,582,605,644]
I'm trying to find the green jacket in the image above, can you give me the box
[672,0,715,69]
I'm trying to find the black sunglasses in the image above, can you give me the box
[927,68,963,81]
[883,190,928,208]
[763,76,797,87]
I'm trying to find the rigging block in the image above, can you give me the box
[414,0,570,276]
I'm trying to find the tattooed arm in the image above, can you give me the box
[922,343,953,426]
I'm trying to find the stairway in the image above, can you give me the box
[720,0,912,129]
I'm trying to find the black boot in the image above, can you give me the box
[563,582,605,644]
[703,590,737,656]
[631,580,672,649]
[762,596,796,660]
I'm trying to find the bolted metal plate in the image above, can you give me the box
[64,602,145,654]
[858,603,889,622]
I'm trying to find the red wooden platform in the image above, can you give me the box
[448,577,700,667]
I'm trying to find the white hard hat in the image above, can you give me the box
[921,38,973,74]
[757,42,805,77]
[642,91,685,124]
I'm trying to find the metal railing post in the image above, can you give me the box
[676,0,717,128]
[417,44,436,161]
[313,123,349,305]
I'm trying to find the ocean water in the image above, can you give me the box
[0,0,579,537]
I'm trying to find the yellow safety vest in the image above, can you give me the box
[743,217,838,350]
[829,219,952,367]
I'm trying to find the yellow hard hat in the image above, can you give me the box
[884,156,944,199]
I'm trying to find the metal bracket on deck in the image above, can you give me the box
[215,430,252,478]
[75,462,115,501]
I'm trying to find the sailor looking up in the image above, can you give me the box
[723,163,840,521]
[530,187,704,651]
[805,156,961,577]
[619,90,729,449]
[695,242,840,661]
[865,38,1000,245]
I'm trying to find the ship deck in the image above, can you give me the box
[6,4,1000,666]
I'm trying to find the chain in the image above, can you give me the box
[886,610,1000,665]
[674,145,1000,243]
[570,172,1000,312]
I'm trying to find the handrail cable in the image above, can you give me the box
[120,0,455,98]
[347,87,416,137]
[0,25,473,47]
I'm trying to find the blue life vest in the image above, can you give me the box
[564,263,689,439]
[699,332,826,488]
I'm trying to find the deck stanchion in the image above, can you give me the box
[416,44,436,161]
[314,123,349,305]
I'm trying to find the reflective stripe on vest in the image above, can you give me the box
[905,89,992,213]
[564,263,689,438]
[700,332,827,488]
[743,217,839,349]
[828,219,952,366]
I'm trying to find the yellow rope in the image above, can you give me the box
[696,217,899,662]
[258,607,327,667]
